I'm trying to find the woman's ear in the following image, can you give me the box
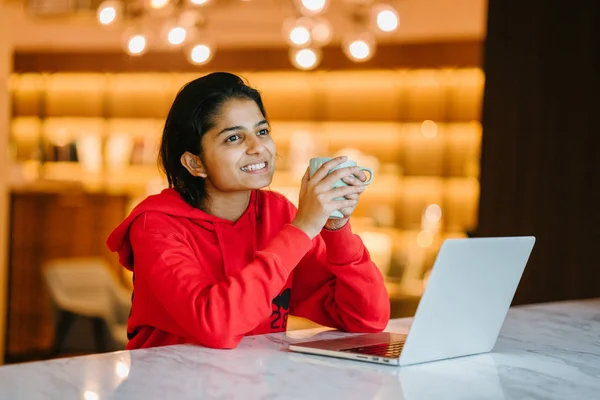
[180,152,208,178]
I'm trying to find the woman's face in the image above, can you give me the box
[185,98,276,195]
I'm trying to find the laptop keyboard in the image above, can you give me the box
[340,341,405,358]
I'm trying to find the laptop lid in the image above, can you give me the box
[399,236,535,366]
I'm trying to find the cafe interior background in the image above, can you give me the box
[0,0,597,364]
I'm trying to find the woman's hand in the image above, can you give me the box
[292,157,366,240]
[324,169,368,231]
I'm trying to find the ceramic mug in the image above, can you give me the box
[309,157,374,219]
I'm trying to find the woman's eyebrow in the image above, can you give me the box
[216,120,269,137]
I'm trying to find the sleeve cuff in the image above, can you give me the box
[262,224,314,274]
[319,221,364,263]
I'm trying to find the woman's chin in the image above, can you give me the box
[244,174,274,190]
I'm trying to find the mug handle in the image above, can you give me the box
[360,167,374,185]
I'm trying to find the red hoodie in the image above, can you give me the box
[106,188,390,350]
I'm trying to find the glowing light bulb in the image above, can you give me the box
[150,0,169,9]
[97,1,121,25]
[343,33,377,62]
[300,0,328,14]
[98,7,116,25]
[290,48,321,70]
[168,26,187,45]
[375,6,399,32]
[289,26,311,46]
[189,44,212,64]
[127,35,147,55]
[349,40,370,60]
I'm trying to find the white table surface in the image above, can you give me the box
[1,299,599,400]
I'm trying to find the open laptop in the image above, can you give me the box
[289,236,536,366]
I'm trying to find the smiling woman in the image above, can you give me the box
[105,72,390,350]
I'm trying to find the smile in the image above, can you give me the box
[241,161,268,173]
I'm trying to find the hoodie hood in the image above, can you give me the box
[106,188,258,271]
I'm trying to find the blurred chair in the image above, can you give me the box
[43,257,131,356]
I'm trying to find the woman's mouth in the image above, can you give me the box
[240,161,269,174]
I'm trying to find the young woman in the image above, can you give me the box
[107,72,390,350]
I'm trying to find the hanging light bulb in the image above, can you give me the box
[343,33,377,62]
[283,17,313,47]
[149,0,169,9]
[372,3,400,32]
[289,48,321,70]
[189,0,211,5]
[289,26,311,46]
[296,0,329,16]
[186,43,214,65]
[167,26,187,45]
[97,1,121,26]
[125,34,148,56]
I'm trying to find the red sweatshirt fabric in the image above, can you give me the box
[106,188,390,350]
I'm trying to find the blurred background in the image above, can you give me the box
[0,0,597,364]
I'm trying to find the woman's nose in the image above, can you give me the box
[246,135,265,154]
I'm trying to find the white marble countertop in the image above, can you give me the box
[1,299,599,400]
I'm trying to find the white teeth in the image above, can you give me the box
[241,162,266,172]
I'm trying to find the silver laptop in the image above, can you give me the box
[289,236,536,366]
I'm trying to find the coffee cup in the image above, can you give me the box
[309,157,374,219]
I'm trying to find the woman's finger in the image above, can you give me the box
[339,207,355,217]
[329,198,357,211]
[318,166,360,190]
[310,156,347,182]
[322,184,365,200]
[343,193,359,200]
[352,169,368,183]
[342,175,365,185]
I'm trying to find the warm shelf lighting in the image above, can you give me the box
[421,120,438,138]
[425,204,443,222]
[417,230,434,248]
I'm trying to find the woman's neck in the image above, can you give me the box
[200,189,252,222]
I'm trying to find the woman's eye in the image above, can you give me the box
[226,134,241,142]
[258,128,270,136]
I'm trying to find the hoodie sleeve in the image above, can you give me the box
[129,215,313,349]
[290,221,391,332]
